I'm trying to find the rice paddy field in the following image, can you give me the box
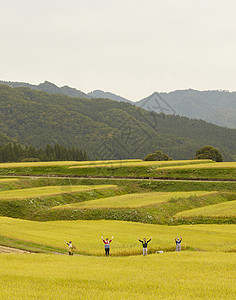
[68,159,213,169]
[2,158,233,180]
[0,159,142,168]
[1,217,235,254]
[0,185,117,200]
[176,199,236,218]
[1,252,235,300]
[0,178,19,182]
[55,191,216,209]
[0,160,236,299]
[158,162,236,170]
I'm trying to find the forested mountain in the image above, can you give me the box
[0,131,16,144]
[88,90,132,103]
[0,80,89,99]
[1,81,236,129]
[0,84,236,161]
[136,90,236,129]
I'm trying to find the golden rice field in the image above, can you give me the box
[1,217,235,254]
[1,252,235,300]
[0,185,117,200]
[0,161,235,300]
[176,199,236,218]
[55,191,216,209]
[69,159,213,169]
[0,178,19,182]
[158,162,236,170]
[0,159,142,168]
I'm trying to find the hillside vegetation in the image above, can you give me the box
[1,85,236,160]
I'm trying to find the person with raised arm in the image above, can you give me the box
[175,236,182,251]
[101,236,113,256]
[137,237,152,256]
[64,240,76,256]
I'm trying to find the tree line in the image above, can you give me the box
[144,146,223,162]
[0,143,88,163]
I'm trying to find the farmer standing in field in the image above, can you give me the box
[101,236,113,256]
[137,237,152,256]
[64,241,76,255]
[175,236,182,251]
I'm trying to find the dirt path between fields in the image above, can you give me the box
[0,245,31,254]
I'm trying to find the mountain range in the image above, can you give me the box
[0,84,236,161]
[1,80,235,129]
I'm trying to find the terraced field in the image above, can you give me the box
[0,178,19,182]
[158,162,236,169]
[55,191,216,209]
[2,158,232,180]
[0,160,235,299]
[0,185,117,200]
[0,159,142,168]
[69,159,213,169]
[176,199,236,218]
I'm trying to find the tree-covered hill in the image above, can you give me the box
[2,81,236,129]
[0,131,16,144]
[0,84,236,161]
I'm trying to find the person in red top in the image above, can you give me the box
[101,236,113,256]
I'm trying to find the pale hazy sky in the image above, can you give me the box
[1,0,236,101]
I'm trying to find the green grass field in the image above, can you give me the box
[176,199,236,218]
[0,185,117,200]
[1,217,235,254]
[55,191,216,209]
[1,252,235,299]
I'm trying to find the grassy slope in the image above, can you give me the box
[0,217,235,254]
[1,253,235,300]
[176,199,236,217]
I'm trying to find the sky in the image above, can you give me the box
[1,0,236,101]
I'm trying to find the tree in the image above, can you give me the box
[195,145,223,162]
[144,150,172,161]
